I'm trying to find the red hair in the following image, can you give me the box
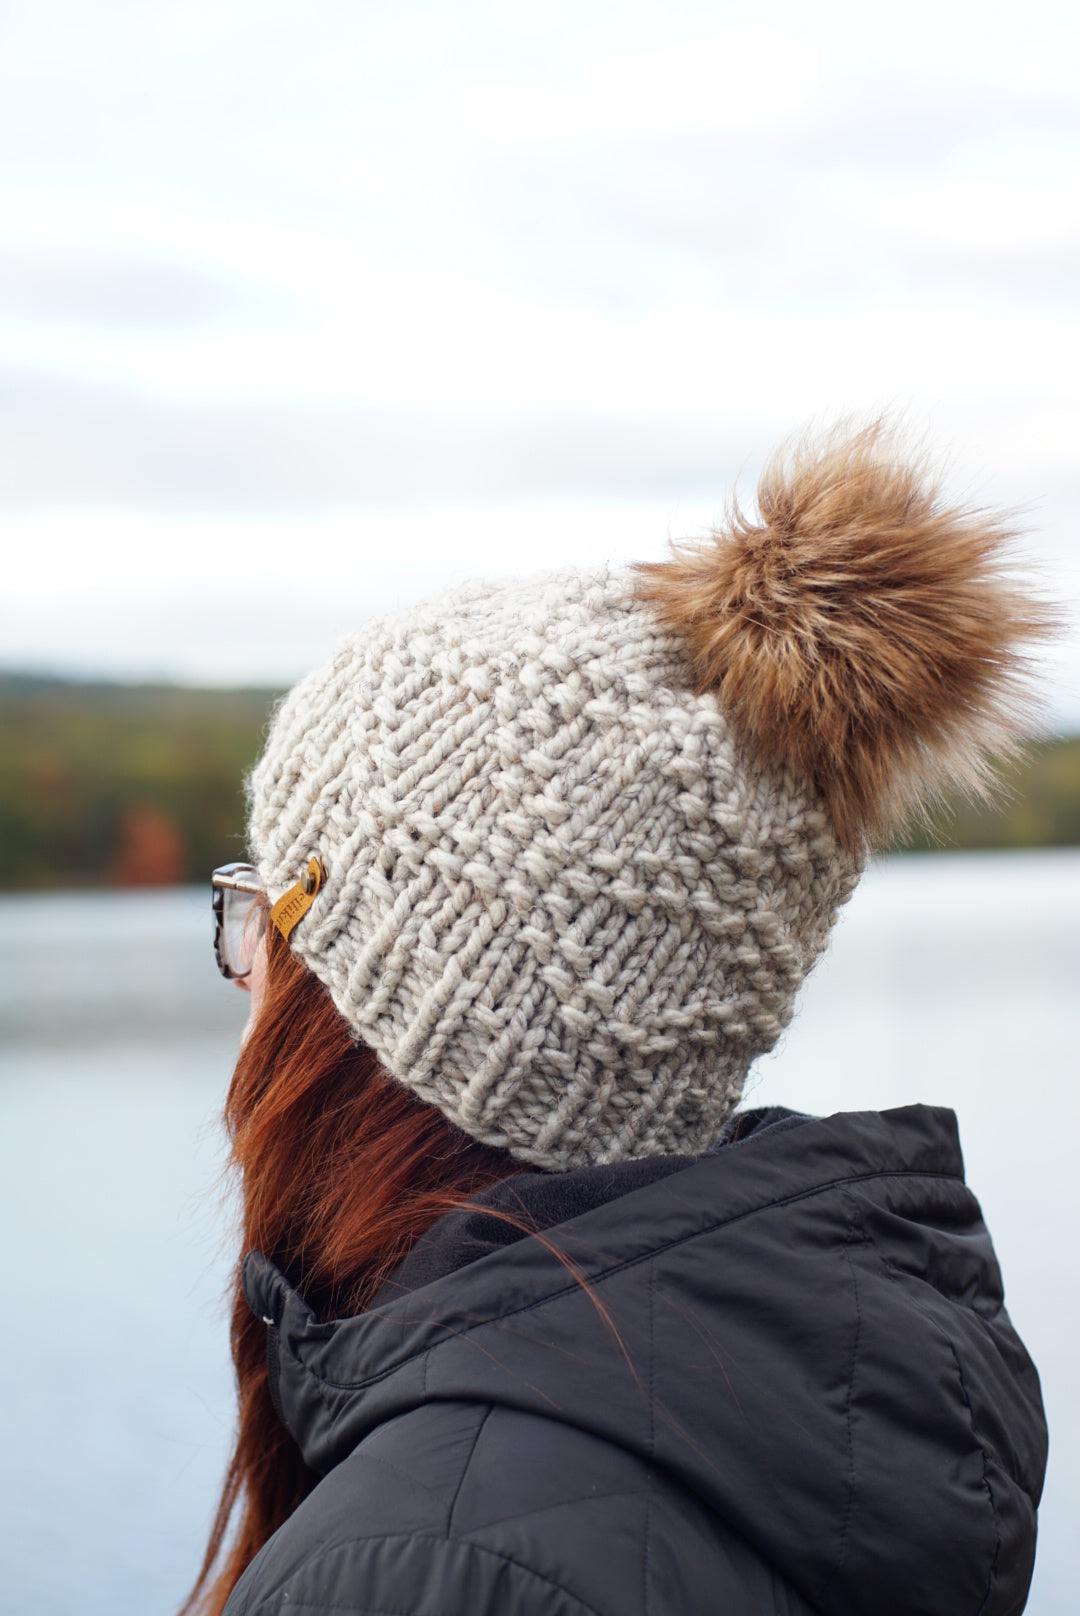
[182,921,518,1616]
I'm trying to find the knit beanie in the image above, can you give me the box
[247,424,1052,1169]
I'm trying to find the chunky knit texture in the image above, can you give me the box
[248,569,862,1169]
[248,426,1053,1169]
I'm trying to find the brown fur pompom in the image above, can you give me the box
[637,422,1058,852]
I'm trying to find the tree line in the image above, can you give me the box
[1,673,1077,891]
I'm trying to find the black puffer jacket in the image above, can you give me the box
[228,1106,1047,1615]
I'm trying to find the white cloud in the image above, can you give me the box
[0,499,701,684]
[454,28,820,142]
[0,0,1076,715]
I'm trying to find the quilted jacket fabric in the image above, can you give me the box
[226,1106,1047,1616]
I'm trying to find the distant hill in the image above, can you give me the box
[902,732,1080,852]
[0,674,279,890]
[0,673,1076,890]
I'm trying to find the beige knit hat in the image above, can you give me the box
[247,424,1053,1169]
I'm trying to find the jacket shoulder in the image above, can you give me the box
[226,1399,813,1616]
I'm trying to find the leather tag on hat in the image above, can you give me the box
[271,856,324,941]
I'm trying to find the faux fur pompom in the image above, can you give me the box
[637,422,1058,852]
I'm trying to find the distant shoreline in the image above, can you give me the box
[2,673,1077,891]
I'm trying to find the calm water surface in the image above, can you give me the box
[0,852,1077,1615]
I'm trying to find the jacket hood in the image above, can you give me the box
[243,1105,1046,1616]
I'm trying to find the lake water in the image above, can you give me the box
[1,852,1077,1615]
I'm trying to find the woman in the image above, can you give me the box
[190,426,1050,1616]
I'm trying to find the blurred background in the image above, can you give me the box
[0,3,1077,1612]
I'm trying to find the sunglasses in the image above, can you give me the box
[211,863,268,982]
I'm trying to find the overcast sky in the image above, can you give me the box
[1,0,1078,721]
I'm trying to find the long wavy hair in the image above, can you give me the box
[182,918,519,1616]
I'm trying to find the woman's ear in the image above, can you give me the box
[241,935,268,1046]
